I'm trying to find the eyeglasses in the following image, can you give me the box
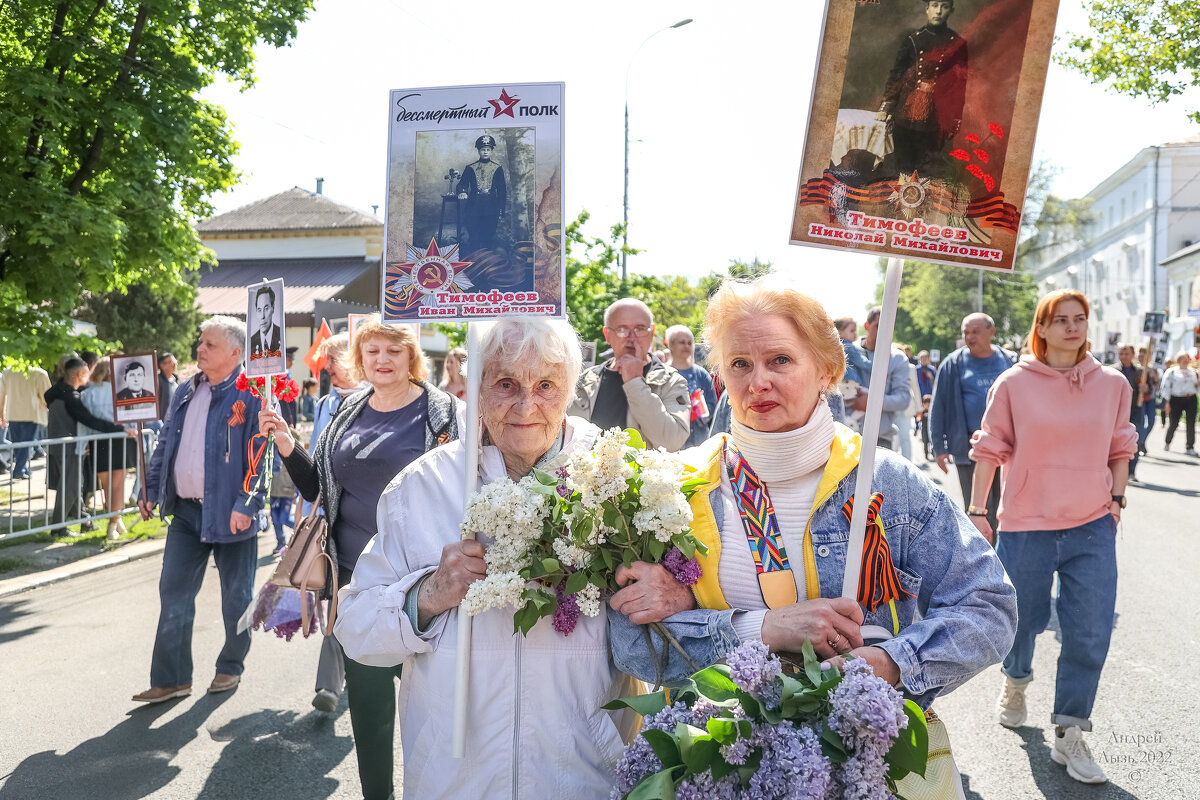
[609,325,652,338]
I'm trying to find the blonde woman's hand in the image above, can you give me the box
[258,406,294,457]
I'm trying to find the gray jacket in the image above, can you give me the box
[567,360,690,451]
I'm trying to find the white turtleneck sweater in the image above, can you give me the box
[720,402,836,642]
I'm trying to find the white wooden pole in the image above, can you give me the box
[451,321,483,758]
[842,257,905,603]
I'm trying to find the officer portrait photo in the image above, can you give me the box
[111,352,160,423]
[821,0,1034,189]
[410,127,536,292]
[245,279,287,377]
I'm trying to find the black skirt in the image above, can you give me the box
[92,437,138,472]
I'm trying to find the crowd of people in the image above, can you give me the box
[2,279,1196,799]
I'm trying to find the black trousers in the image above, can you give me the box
[957,462,1002,533]
[338,565,401,800]
[1165,394,1198,450]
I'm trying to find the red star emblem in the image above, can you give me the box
[489,89,519,119]
[385,238,474,317]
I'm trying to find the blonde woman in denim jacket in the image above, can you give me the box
[609,277,1016,795]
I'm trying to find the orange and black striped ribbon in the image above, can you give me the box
[841,493,914,612]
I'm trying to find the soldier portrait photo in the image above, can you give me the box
[791,0,1058,271]
[111,352,160,423]
[408,127,536,292]
[245,278,287,377]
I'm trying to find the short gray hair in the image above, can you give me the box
[962,312,995,330]
[478,318,582,389]
[201,315,246,354]
[663,324,693,346]
[603,297,653,327]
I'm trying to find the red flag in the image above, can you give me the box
[303,319,333,375]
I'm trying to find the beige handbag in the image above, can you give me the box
[274,493,338,636]
[892,708,966,800]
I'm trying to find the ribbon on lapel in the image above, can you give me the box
[841,492,914,612]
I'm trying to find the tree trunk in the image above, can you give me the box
[67,3,148,196]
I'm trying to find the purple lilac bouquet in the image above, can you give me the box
[605,640,928,799]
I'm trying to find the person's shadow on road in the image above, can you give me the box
[0,693,351,800]
[0,693,230,799]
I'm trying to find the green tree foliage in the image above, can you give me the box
[564,210,626,346]
[0,0,314,368]
[1061,0,1200,122]
[77,271,205,359]
[876,260,1038,356]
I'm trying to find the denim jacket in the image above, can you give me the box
[610,425,1017,708]
[145,368,264,543]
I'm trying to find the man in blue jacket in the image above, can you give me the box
[133,316,264,703]
[928,312,1017,530]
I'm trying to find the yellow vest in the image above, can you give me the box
[684,424,863,610]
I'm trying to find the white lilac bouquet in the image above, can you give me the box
[605,640,929,800]
[460,428,707,637]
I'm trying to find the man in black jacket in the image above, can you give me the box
[45,358,128,536]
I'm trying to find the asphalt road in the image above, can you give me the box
[1,421,1197,799]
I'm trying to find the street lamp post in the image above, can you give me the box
[622,18,692,285]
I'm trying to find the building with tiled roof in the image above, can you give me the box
[196,181,449,382]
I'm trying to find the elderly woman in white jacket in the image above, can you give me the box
[335,317,691,799]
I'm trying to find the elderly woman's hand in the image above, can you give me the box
[417,540,487,628]
[819,646,902,687]
[761,598,865,660]
[609,562,697,624]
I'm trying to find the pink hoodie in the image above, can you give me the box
[970,354,1137,532]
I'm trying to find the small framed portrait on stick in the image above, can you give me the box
[111,351,160,423]
[246,278,287,377]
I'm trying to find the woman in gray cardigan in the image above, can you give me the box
[260,320,459,800]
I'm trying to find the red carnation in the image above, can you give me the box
[949,149,971,162]
[276,378,300,403]
[983,174,996,193]
[966,164,985,179]
[965,133,981,144]
[235,373,249,392]
[988,122,1004,138]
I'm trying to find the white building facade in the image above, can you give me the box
[1030,137,1200,363]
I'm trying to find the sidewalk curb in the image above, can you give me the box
[0,538,166,599]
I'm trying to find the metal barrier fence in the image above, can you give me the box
[0,428,157,542]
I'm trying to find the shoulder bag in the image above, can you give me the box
[274,492,338,637]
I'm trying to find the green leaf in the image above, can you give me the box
[705,717,739,745]
[648,538,667,561]
[885,701,930,779]
[513,602,543,637]
[692,665,739,702]
[672,536,696,559]
[565,570,589,594]
[540,558,561,575]
[624,428,646,450]
[820,723,849,763]
[803,639,824,686]
[640,728,682,770]
[623,767,677,800]
[710,755,737,781]
[600,547,615,570]
[603,689,668,716]
[533,468,559,486]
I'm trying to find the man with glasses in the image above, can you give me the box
[568,298,690,451]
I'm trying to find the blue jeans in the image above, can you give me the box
[7,421,38,476]
[150,499,258,688]
[270,497,293,548]
[997,514,1117,731]
[1138,398,1156,450]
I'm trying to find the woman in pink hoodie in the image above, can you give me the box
[966,289,1137,786]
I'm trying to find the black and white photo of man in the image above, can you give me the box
[116,359,153,401]
[250,285,282,360]
[456,134,507,256]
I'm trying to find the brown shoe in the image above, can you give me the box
[208,673,241,694]
[132,685,192,704]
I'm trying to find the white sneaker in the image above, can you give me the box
[997,676,1028,728]
[1187,448,1198,457]
[1051,726,1107,784]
